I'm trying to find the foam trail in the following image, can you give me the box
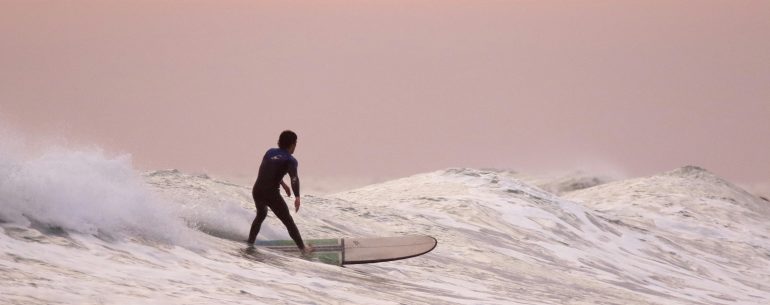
[143,169,289,241]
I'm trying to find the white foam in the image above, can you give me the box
[143,169,289,241]
[3,151,770,304]
[0,147,196,244]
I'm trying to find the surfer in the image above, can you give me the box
[248,130,314,254]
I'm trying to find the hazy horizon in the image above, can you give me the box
[2,1,768,189]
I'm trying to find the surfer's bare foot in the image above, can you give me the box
[301,244,315,255]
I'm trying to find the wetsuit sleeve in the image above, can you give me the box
[288,159,300,197]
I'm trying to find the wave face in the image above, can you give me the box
[2,148,769,304]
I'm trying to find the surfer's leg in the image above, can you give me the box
[247,197,269,244]
[266,193,306,250]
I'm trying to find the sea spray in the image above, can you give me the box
[0,141,194,245]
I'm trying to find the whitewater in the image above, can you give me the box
[1,147,769,304]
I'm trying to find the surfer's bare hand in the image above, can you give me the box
[294,197,301,212]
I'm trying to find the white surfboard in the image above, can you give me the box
[255,235,437,266]
[343,235,438,264]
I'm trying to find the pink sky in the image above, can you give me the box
[1,0,769,187]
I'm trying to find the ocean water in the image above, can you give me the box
[1,147,769,304]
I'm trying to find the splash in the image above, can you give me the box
[0,133,192,244]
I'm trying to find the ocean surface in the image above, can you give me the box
[1,148,769,304]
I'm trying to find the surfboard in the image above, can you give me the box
[254,235,437,266]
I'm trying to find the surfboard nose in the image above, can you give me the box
[343,235,438,265]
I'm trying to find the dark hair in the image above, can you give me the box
[278,130,297,149]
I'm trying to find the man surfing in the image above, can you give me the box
[248,130,314,254]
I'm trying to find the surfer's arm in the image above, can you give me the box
[288,159,300,197]
[280,180,291,197]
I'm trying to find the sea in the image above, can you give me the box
[1,145,769,304]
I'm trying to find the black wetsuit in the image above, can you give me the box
[247,148,305,249]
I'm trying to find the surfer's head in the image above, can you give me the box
[278,130,298,153]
